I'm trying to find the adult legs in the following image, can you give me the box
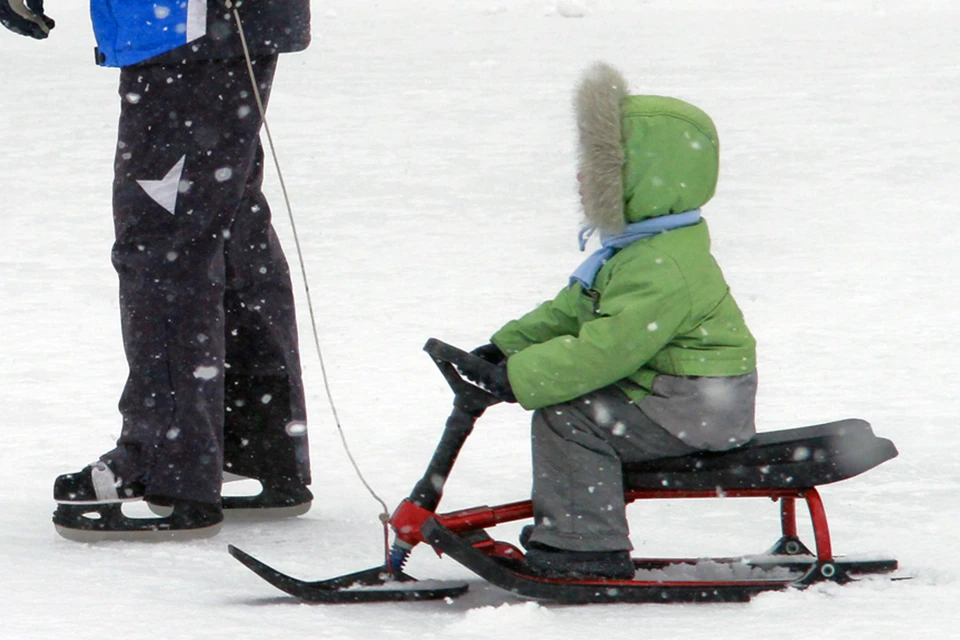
[103,55,307,505]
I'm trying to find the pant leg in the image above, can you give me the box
[107,55,282,504]
[529,386,696,552]
[222,141,310,485]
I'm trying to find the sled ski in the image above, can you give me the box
[422,518,788,604]
[229,339,899,604]
[228,545,468,602]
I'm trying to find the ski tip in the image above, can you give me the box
[227,544,289,582]
[228,544,254,563]
[228,544,248,558]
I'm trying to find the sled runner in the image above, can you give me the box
[229,339,899,604]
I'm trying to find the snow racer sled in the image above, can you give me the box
[229,339,899,604]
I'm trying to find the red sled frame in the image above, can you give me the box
[391,486,885,587]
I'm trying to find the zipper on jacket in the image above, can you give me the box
[581,287,601,315]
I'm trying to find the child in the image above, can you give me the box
[473,62,758,579]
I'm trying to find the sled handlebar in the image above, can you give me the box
[423,338,503,414]
[399,339,502,514]
[423,338,493,376]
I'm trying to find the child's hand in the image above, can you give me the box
[475,364,517,404]
[457,344,516,403]
[470,343,507,366]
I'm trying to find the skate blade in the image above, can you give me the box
[220,476,313,518]
[222,501,312,519]
[148,500,312,520]
[53,502,223,543]
[54,521,223,543]
[54,496,142,506]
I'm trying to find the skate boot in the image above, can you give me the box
[53,461,223,542]
[54,460,144,504]
[220,472,313,518]
[222,375,313,518]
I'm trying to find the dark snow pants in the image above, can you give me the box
[527,386,696,552]
[104,55,310,505]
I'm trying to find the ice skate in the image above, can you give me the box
[219,472,313,519]
[53,461,223,542]
[53,460,144,505]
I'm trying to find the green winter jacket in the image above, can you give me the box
[491,95,755,411]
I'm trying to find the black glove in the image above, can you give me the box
[0,0,55,39]
[474,363,517,403]
[470,343,507,367]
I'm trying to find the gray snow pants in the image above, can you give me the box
[103,55,310,504]
[527,386,697,552]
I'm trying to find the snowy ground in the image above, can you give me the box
[1,1,958,638]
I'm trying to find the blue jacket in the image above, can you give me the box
[90,0,311,68]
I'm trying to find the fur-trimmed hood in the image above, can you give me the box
[575,63,720,233]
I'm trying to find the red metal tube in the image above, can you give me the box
[780,497,798,537]
[435,500,534,533]
[802,488,833,562]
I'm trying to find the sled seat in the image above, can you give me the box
[623,418,897,492]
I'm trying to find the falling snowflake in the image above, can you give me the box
[285,422,307,436]
[193,365,219,380]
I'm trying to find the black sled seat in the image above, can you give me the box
[623,418,898,492]
[611,418,900,586]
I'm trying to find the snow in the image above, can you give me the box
[1,1,959,638]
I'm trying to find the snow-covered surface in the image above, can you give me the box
[1,1,958,638]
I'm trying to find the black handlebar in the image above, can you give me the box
[422,338,496,378]
[403,339,503,511]
[422,338,503,415]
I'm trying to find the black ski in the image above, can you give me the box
[228,545,469,603]
[421,519,796,604]
[631,555,898,577]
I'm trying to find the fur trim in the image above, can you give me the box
[575,62,629,234]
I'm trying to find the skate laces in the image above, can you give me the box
[90,461,120,502]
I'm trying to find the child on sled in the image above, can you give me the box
[471,62,758,580]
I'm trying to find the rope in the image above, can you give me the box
[228,6,393,540]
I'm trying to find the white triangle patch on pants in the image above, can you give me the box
[136,155,187,215]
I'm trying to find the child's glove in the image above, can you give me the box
[470,343,507,367]
[0,0,55,39]
[475,364,517,404]
[460,343,515,402]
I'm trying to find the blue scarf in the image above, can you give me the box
[569,209,702,289]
